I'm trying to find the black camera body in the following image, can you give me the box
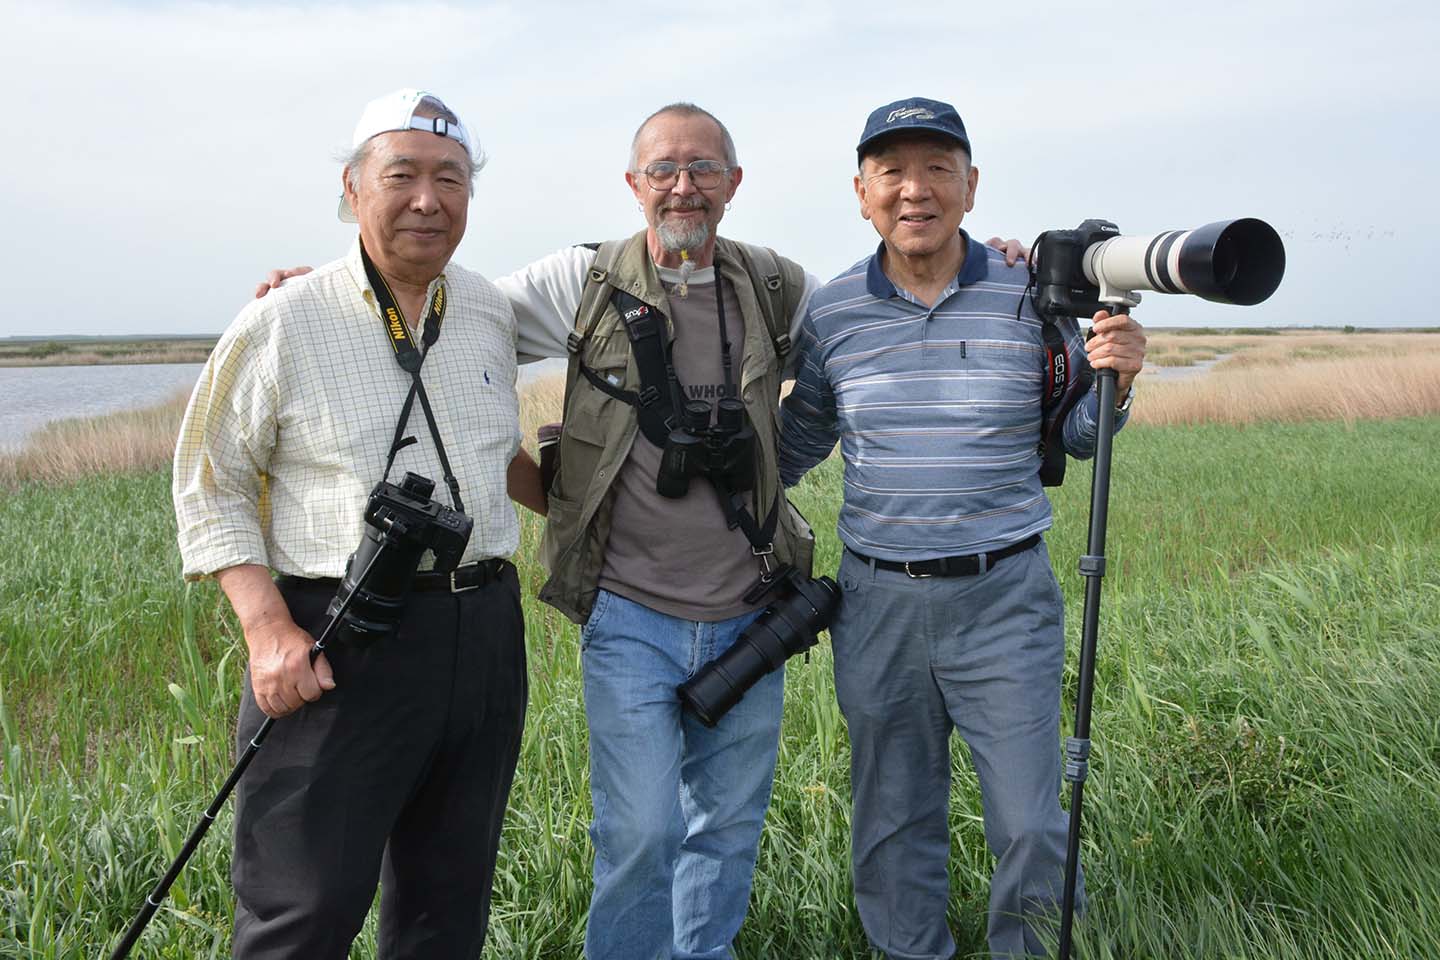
[327,471,473,643]
[656,396,756,499]
[1030,218,1121,319]
[677,569,840,727]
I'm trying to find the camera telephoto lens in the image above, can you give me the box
[678,574,839,726]
[327,521,427,643]
[324,472,472,645]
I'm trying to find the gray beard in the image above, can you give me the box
[656,218,710,252]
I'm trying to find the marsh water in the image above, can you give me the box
[0,363,204,451]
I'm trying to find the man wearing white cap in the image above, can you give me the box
[173,89,535,958]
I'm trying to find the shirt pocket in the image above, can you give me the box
[964,339,1046,427]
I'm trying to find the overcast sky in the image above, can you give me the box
[1,0,1433,336]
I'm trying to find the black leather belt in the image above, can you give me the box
[278,558,510,595]
[412,558,510,593]
[849,534,1041,579]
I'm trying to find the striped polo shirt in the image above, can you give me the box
[778,230,1127,562]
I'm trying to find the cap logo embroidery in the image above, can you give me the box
[888,107,937,123]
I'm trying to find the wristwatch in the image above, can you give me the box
[1114,385,1135,414]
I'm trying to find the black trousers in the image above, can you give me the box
[230,565,528,960]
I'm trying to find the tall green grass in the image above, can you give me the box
[3,418,1439,958]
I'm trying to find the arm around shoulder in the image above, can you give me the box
[494,245,597,364]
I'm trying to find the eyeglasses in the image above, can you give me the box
[640,159,730,190]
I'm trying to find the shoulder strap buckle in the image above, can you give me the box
[751,542,777,578]
[637,384,661,407]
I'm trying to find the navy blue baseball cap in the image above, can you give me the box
[856,97,970,162]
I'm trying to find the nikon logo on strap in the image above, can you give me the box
[387,308,408,342]
[431,286,445,316]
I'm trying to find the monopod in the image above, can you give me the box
[106,522,400,960]
[1028,216,1285,957]
[1056,359,1119,960]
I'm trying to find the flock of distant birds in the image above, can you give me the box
[1275,225,1396,253]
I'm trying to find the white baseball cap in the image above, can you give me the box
[338,88,478,223]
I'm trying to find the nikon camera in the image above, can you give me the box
[327,472,473,643]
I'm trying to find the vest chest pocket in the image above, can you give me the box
[554,354,629,504]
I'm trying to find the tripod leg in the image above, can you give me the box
[1057,358,1120,960]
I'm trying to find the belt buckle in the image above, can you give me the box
[449,562,481,593]
[903,561,935,579]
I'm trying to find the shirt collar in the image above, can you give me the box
[864,228,990,301]
[343,237,448,322]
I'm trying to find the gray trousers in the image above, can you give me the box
[833,540,1081,960]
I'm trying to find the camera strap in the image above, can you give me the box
[360,242,467,515]
[1018,271,1094,487]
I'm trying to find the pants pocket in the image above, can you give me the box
[580,589,613,651]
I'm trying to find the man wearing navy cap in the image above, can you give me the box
[779,97,1147,958]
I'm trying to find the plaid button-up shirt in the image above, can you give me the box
[173,240,521,580]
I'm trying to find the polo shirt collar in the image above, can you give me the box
[864,228,990,300]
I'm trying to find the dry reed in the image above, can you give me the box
[0,393,191,487]
[517,374,566,450]
[0,375,574,488]
[1134,352,1440,426]
[4,333,1436,486]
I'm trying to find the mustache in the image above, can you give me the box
[662,197,709,213]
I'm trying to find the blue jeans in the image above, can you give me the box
[581,589,785,960]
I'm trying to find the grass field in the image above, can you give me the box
[4,338,1440,957]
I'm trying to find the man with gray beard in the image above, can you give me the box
[496,103,820,960]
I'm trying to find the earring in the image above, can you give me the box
[725,202,733,212]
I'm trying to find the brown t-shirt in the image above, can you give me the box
[597,268,765,621]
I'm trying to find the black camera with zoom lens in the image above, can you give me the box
[678,570,840,727]
[655,396,756,499]
[327,471,473,643]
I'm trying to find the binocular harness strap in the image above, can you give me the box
[575,280,777,560]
